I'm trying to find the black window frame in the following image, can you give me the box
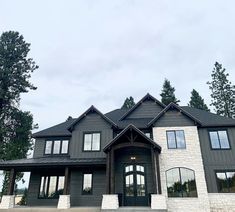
[215,170,235,193]
[166,130,186,149]
[38,175,65,199]
[44,138,70,155]
[82,173,93,195]
[83,132,101,152]
[208,129,231,150]
[166,167,198,198]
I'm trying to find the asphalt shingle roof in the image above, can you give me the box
[32,106,235,138]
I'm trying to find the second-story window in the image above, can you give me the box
[166,130,186,149]
[83,132,101,151]
[209,130,230,149]
[45,139,69,155]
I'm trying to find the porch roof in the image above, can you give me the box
[0,157,106,170]
[103,124,161,153]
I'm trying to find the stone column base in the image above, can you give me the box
[57,195,70,209]
[0,195,15,209]
[151,194,167,210]
[101,194,119,210]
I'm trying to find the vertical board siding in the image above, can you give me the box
[27,171,59,206]
[33,138,45,158]
[70,168,106,206]
[154,109,195,127]
[70,113,113,158]
[198,127,235,193]
[127,100,163,119]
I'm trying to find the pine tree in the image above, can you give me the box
[160,79,180,105]
[207,62,235,118]
[121,96,135,109]
[188,89,210,111]
[0,31,38,194]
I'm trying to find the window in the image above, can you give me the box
[39,176,64,198]
[166,167,197,197]
[82,173,92,194]
[209,130,230,149]
[216,171,235,193]
[166,130,186,149]
[44,139,69,155]
[83,133,101,151]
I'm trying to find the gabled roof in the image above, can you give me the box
[32,118,75,138]
[147,102,202,127]
[68,105,118,131]
[119,93,166,121]
[103,124,161,152]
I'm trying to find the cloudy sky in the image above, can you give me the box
[1,0,235,132]
[0,0,235,190]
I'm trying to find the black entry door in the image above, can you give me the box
[124,164,148,206]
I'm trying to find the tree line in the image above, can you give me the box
[122,62,235,119]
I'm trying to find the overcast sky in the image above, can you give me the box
[1,0,235,132]
[1,0,235,190]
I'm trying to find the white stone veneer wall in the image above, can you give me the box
[153,126,210,212]
[209,193,235,212]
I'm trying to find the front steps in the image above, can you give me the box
[101,207,167,212]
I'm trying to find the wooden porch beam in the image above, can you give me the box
[156,152,162,194]
[105,152,111,194]
[151,148,157,194]
[110,149,115,194]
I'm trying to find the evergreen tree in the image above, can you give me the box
[121,96,135,109]
[160,79,180,105]
[207,62,235,118]
[0,31,38,194]
[188,89,210,111]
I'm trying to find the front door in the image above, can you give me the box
[124,164,148,206]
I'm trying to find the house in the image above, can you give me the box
[0,93,235,211]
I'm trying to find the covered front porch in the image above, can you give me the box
[102,124,166,210]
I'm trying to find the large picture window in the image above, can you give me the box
[83,132,101,151]
[166,130,186,149]
[166,167,197,197]
[82,173,93,195]
[39,176,64,198]
[45,139,69,155]
[216,171,235,193]
[209,130,230,149]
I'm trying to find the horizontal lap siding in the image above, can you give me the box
[70,168,106,206]
[154,109,195,127]
[198,127,235,193]
[70,113,113,158]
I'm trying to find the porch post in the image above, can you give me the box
[63,166,70,195]
[151,148,158,194]
[106,151,111,194]
[155,151,162,194]
[57,166,70,209]
[0,168,16,209]
[110,148,115,194]
[7,168,16,195]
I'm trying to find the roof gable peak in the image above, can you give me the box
[120,93,165,120]
[147,102,202,127]
[68,105,117,131]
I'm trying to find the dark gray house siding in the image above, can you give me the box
[70,167,106,206]
[127,100,163,119]
[198,127,235,193]
[33,138,45,158]
[153,109,195,127]
[70,112,113,159]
